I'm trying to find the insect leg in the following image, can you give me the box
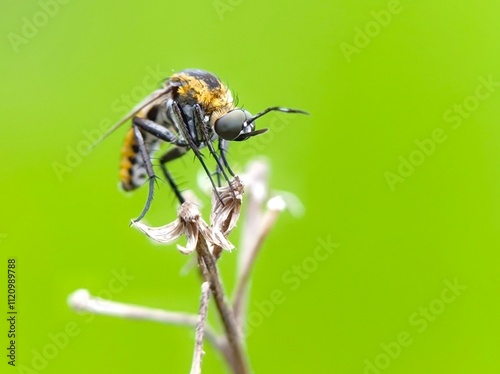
[131,117,188,222]
[133,118,187,147]
[193,104,234,190]
[131,124,157,223]
[218,138,235,177]
[158,147,188,205]
[169,102,224,204]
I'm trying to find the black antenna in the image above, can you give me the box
[244,106,309,125]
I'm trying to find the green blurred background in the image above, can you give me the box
[2,0,500,373]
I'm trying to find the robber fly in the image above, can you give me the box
[100,69,308,222]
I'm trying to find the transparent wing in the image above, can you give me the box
[91,85,174,148]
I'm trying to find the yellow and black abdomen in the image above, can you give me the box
[119,114,161,191]
[119,128,140,191]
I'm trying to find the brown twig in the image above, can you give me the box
[197,236,250,374]
[67,289,222,349]
[190,282,211,374]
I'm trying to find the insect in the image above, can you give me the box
[99,69,308,222]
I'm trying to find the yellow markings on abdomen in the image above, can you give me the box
[119,128,138,191]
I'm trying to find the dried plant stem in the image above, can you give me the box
[67,289,221,350]
[190,282,211,374]
[196,236,250,374]
[239,160,268,273]
[70,162,297,374]
[233,198,284,324]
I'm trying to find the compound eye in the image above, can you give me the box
[214,110,251,140]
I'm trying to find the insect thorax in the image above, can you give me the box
[169,69,235,124]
